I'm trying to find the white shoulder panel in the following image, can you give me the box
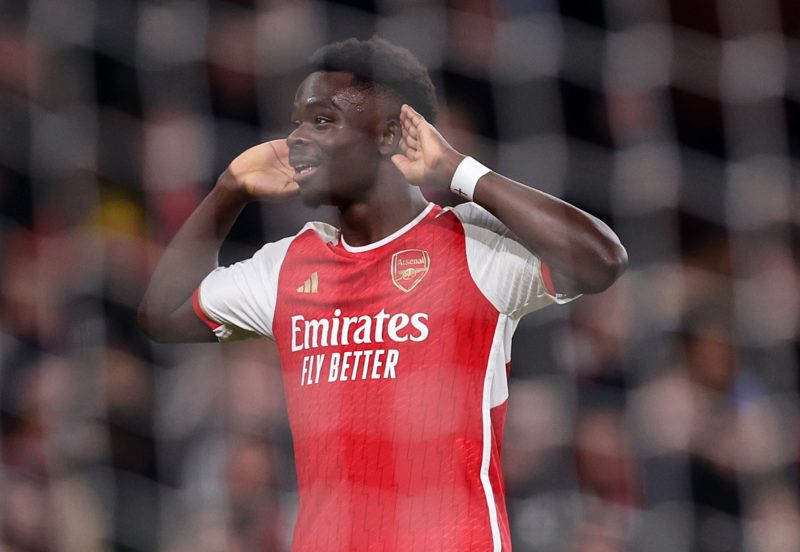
[302,220,340,245]
[451,202,575,319]
[198,221,338,342]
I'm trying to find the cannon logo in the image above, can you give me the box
[391,249,430,293]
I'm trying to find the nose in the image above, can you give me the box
[287,124,310,148]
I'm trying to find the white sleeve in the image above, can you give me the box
[452,202,578,319]
[195,235,294,342]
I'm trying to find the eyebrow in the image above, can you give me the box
[292,98,339,113]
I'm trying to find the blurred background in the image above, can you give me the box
[1,0,799,550]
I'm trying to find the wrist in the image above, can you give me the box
[450,156,491,201]
[214,169,253,203]
[215,169,253,205]
[439,150,466,187]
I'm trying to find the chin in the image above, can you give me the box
[298,186,332,208]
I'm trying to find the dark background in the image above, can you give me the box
[1,0,799,550]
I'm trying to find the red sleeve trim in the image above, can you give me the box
[540,262,557,296]
[192,288,222,331]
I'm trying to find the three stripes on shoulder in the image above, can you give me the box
[297,272,319,294]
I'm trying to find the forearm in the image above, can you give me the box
[138,176,249,341]
[472,168,627,294]
[392,103,626,293]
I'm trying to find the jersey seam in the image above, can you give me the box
[270,229,315,345]
[193,286,222,330]
[447,207,506,318]
[480,312,505,552]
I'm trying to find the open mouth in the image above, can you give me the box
[290,158,321,183]
[294,163,318,178]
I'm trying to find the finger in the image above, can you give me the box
[270,138,289,154]
[401,138,421,161]
[401,117,419,140]
[265,139,289,161]
[269,141,293,172]
[401,103,422,120]
[401,104,425,127]
[391,153,411,176]
[402,133,419,150]
[276,165,295,181]
[397,138,411,157]
[401,107,437,147]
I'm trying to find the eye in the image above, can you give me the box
[314,115,331,125]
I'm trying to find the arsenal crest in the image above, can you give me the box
[391,249,430,293]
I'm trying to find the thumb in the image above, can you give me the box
[391,153,411,176]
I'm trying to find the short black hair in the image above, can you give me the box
[309,36,438,122]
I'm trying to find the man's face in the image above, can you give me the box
[288,71,388,207]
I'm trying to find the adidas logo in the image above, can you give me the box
[297,272,319,294]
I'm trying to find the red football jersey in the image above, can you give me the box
[194,202,573,551]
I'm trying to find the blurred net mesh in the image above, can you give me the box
[1,0,799,550]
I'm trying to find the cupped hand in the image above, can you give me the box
[390,104,464,189]
[220,139,299,200]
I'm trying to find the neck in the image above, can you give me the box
[337,163,430,247]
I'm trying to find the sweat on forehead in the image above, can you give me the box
[296,72,402,114]
[336,77,404,112]
[332,87,367,111]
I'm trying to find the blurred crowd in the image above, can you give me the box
[1,0,799,550]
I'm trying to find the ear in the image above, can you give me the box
[378,119,400,156]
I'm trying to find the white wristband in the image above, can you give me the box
[450,156,491,201]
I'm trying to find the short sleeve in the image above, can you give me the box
[194,235,294,342]
[452,202,579,319]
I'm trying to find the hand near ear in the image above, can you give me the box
[220,140,299,200]
[391,104,464,189]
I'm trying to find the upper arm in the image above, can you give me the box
[195,236,294,342]
[453,202,579,318]
[137,296,218,343]
[550,269,583,299]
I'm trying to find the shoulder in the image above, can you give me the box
[227,221,339,276]
[297,220,340,244]
[443,202,513,248]
[448,202,508,235]
[254,220,339,256]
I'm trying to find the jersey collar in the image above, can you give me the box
[339,203,435,253]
